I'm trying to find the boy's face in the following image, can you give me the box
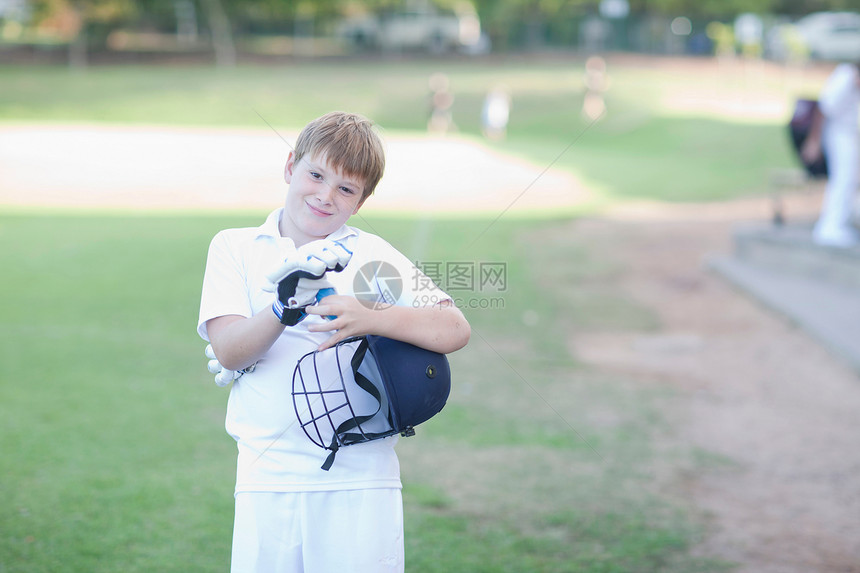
[280,151,367,245]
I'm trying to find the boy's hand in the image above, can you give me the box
[264,240,352,326]
[305,295,377,350]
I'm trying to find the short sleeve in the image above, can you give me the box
[197,231,253,341]
[346,232,452,310]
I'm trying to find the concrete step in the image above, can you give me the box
[732,221,860,289]
[712,220,860,372]
[709,255,860,373]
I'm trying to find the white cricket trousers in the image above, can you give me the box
[814,127,860,244]
[231,489,404,573]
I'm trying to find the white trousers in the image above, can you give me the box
[814,127,860,244]
[231,489,404,573]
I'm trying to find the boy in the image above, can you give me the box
[197,111,470,572]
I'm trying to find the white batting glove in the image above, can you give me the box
[264,239,352,294]
[205,344,244,387]
[284,276,337,309]
[264,239,352,325]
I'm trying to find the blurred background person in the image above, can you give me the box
[802,61,860,248]
[481,86,511,140]
[428,72,455,134]
[582,55,609,121]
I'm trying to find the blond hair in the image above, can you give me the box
[293,112,385,201]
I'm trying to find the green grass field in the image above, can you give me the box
[0,212,730,572]
[0,56,802,571]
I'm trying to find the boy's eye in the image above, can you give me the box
[339,186,356,195]
[309,171,322,180]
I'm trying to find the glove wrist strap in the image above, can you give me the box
[273,299,305,326]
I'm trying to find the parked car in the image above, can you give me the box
[768,12,860,62]
[337,3,482,54]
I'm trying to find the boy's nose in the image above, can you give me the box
[316,183,335,203]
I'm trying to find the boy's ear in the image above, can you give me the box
[284,152,295,184]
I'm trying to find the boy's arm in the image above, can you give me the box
[305,295,470,353]
[205,238,354,371]
[206,311,285,372]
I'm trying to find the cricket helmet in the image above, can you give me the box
[292,335,451,470]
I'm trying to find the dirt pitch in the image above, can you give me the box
[0,124,588,214]
[571,190,860,572]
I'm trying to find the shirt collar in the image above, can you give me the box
[255,208,358,243]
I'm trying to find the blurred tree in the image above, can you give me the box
[771,0,857,15]
[29,0,137,67]
[235,0,344,31]
[24,0,859,61]
[219,0,347,59]
[472,0,594,50]
[199,0,234,66]
[468,0,860,50]
[627,0,775,18]
[469,0,779,50]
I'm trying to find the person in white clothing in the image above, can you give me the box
[802,62,860,247]
[197,111,471,572]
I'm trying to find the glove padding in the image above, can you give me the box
[264,239,352,326]
[205,344,244,387]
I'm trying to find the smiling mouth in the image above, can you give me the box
[307,203,331,217]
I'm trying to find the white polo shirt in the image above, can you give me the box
[198,209,450,494]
